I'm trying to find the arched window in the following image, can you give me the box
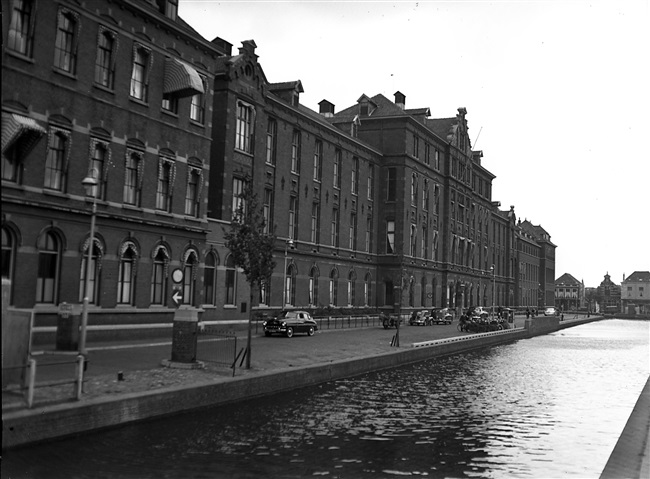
[309,266,319,306]
[117,242,138,305]
[347,270,356,306]
[36,231,61,303]
[225,255,236,306]
[285,263,297,307]
[182,249,198,305]
[203,251,217,306]
[421,276,427,307]
[79,237,103,304]
[151,245,170,305]
[364,273,372,307]
[329,269,339,306]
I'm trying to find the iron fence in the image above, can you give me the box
[196,327,239,374]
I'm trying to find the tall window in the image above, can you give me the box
[130,45,150,101]
[423,179,430,211]
[331,207,339,247]
[421,225,429,259]
[367,163,374,199]
[95,29,116,88]
[79,239,101,304]
[117,242,137,305]
[203,252,217,305]
[2,227,16,296]
[7,0,35,56]
[329,269,338,306]
[288,195,298,240]
[364,273,372,306]
[349,211,357,250]
[413,134,420,159]
[36,232,60,303]
[348,271,356,306]
[351,156,359,195]
[151,246,169,305]
[285,264,296,306]
[2,146,20,183]
[313,140,322,181]
[265,119,277,165]
[263,189,273,234]
[291,130,301,173]
[333,149,341,189]
[311,202,320,244]
[425,143,431,165]
[182,251,198,305]
[410,224,417,256]
[89,141,108,200]
[231,177,246,220]
[387,167,396,201]
[235,100,254,153]
[44,131,68,191]
[434,149,440,170]
[156,158,174,212]
[365,216,372,253]
[123,151,142,206]
[225,255,236,305]
[411,173,418,206]
[161,94,178,114]
[54,9,78,73]
[185,167,202,217]
[386,220,395,254]
[190,76,207,123]
[309,267,319,306]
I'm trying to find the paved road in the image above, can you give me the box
[30,319,494,383]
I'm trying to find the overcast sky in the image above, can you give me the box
[179,0,649,288]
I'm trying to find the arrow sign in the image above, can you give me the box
[172,291,182,306]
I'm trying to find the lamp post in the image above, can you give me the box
[282,239,294,307]
[79,170,99,358]
[490,264,496,320]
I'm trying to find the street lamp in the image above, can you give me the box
[282,239,294,307]
[79,170,99,357]
[490,264,496,320]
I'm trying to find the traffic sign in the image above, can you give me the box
[172,291,182,306]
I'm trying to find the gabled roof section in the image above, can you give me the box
[332,94,419,123]
[425,117,457,142]
[519,219,555,246]
[623,271,650,283]
[214,39,268,85]
[556,273,582,285]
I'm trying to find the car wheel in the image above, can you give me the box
[307,326,314,336]
[286,327,294,338]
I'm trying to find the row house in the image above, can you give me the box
[517,220,556,308]
[620,271,649,315]
[2,0,230,329]
[595,273,621,313]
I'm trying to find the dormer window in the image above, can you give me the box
[155,0,178,20]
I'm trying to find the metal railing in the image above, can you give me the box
[196,327,239,375]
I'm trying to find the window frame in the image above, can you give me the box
[7,0,36,57]
[53,8,80,74]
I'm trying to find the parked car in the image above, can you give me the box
[409,310,430,326]
[544,307,558,316]
[263,310,318,338]
[430,307,454,324]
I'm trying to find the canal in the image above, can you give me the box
[3,319,648,478]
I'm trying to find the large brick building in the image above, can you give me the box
[2,0,555,334]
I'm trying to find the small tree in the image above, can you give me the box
[224,181,276,369]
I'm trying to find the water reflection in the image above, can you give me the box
[4,320,648,478]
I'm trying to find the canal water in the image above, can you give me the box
[3,319,648,478]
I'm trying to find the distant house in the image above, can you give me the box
[555,273,584,311]
[595,273,621,314]
[621,271,650,315]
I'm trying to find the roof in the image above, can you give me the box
[623,271,650,283]
[555,273,582,286]
[332,93,409,123]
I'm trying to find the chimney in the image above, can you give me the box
[394,91,405,110]
[318,100,335,118]
[238,40,258,59]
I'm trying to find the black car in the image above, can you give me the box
[263,310,318,338]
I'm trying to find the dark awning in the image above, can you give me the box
[163,58,205,98]
[1,112,46,158]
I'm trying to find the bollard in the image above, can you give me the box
[26,358,36,408]
[117,371,124,381]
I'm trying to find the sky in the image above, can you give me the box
[179,0,650,288]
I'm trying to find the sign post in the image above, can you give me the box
[164,269,203,368]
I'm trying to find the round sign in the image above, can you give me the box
[172,268,184,284]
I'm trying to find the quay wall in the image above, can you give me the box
[2,317,602,449]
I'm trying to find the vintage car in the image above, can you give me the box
[430,307,454,324]
[409,310,430,326]
[263,310,318,338]
[544,307,558,316]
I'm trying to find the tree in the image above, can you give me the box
[224,181,276,369]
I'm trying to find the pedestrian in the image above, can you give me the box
[526,308,530,319]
